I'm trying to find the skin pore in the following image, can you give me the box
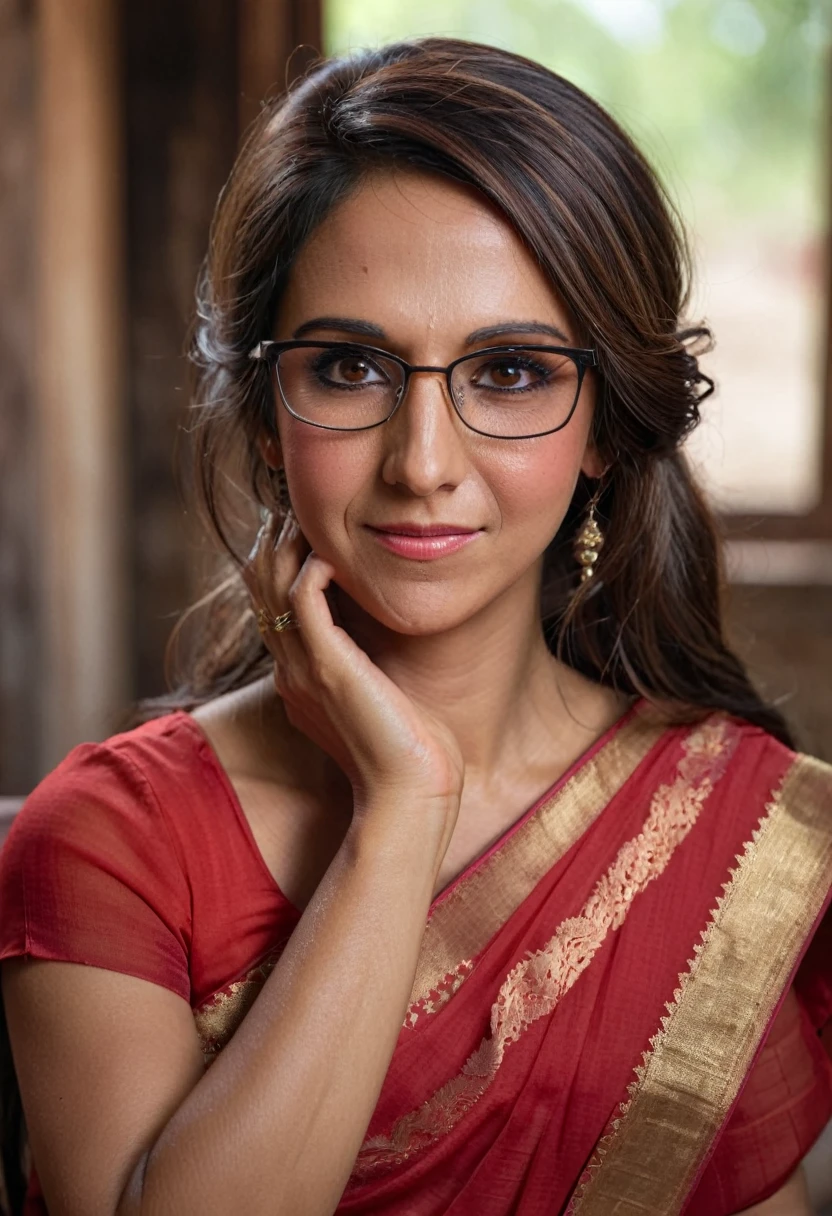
[195,167,631,903]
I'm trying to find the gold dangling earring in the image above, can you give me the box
[574,488,605,584]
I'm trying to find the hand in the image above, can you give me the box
[242,510,465,837]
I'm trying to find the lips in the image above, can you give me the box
[369,523,479,537]
[366,524,483,561]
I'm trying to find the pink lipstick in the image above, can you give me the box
[367,523,483,561]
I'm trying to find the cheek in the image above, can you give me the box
[487,375,596,524]
[278,425,375,549]
[485,428,588,536]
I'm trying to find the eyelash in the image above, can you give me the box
[308,349,554,392]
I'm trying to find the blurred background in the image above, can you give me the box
[2,0,832,799]
[1,4,832,1201]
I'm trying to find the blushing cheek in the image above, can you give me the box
[489,423,590,546]
[515,390,600,536]
[278,423,376,556]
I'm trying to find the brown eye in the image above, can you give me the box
[470,356,552,392]
[338,357,373,384]
[307,347,390,390]
[488,361,524,388]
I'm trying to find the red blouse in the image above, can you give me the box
[0,711,829,1213]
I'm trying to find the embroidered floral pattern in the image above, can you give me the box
[193,936,291,1064]
[566,751,832,1215]
[406,712,665,1013]
[353,716,738,1179]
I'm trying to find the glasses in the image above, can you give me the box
[249,340,597,440]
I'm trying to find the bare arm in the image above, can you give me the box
[5,513,465,1216]
[737,1167,813,1215]
[4,799,446,1215]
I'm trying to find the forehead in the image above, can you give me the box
[274,168,573,343]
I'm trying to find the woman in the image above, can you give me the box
[0,36,829,1216]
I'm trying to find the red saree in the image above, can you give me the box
[1,702,830,1214]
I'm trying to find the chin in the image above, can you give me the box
[335,577,482,638]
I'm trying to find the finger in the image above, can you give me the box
[241,512,281,603]
[287,552,344,660]
[243,510,309,622]
[251,511,291,612]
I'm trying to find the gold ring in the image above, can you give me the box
[257,608,300,634]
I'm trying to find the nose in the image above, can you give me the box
[380,368,469,498]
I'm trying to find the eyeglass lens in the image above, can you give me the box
[274,344,583,437]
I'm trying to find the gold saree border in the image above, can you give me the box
[568,752,832,1216]
[405,707,668,1020]
[194,927,295,1063]
[353,718,738,1179]
[192,709,666,1060]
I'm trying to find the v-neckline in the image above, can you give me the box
[178,697,643,916]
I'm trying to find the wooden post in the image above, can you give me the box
[238,0,323,137]
[36,0,127,768]
[0,0,37,795]
[820,42,832,529]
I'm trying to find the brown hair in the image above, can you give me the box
[163,34,791,745]
[0,37,798,1211]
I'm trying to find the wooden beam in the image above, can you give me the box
[819,45,832,521]
[0,0,37,795]
[123,0,239,704]
[238,0,324,137]
[36,0,127,768]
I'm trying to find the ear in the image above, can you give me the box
[257,431,283,470]
[580,437,607,481]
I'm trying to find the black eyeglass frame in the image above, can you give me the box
[249,339,598,440]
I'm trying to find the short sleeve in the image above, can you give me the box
[686,984,832,1214]
[0,741,192,1002]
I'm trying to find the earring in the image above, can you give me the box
[270,466,292,514]
[574,490,605,584]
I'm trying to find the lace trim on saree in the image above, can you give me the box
[352,716,738,1179]
[404,960,475,1028]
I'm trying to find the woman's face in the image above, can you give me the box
[268,169,602,636]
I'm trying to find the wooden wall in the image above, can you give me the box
[726,584,832,763]
[0,0,322,794]
[124,0,239,703]
[0,2,829,796]
[0,0,38,796]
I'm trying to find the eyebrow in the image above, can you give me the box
[290,316,573,346]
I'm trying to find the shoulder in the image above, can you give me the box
[0,712,208,884]
[673,709,831,796]
[15,709,204,809]
[646,710,832,882]
[712,714,832,826]
[698,714,832,1031]
[0,715,202,996]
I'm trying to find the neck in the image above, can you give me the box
[330,570,625,789]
